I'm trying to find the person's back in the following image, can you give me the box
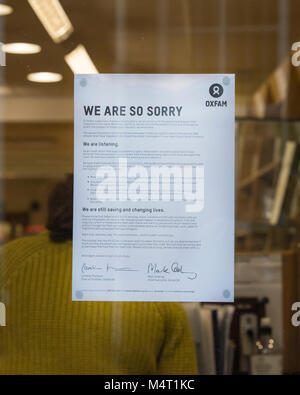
[0,231,197,375]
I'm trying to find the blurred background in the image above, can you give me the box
[0,0,300,375]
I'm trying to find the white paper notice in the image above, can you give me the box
[73,74,235,302]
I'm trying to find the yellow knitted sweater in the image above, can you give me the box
[0,232,197,375]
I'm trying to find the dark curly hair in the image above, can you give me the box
[46,174,73,243]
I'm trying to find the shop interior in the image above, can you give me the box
[0,0,300,375]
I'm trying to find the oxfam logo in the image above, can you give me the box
[209,83,223,98]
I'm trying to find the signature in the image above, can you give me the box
[81,263,102,274]
[147,262,198,280]
[106,264,139,273]
[81,263,139,274]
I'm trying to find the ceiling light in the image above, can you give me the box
[28,0,73,43]
[64,44,99,74]
[3,43,41,54]
[27,72,63,83]
[0,4,13,15]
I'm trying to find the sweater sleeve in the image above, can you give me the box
[156,303,198,375]
[0,233,51,302]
